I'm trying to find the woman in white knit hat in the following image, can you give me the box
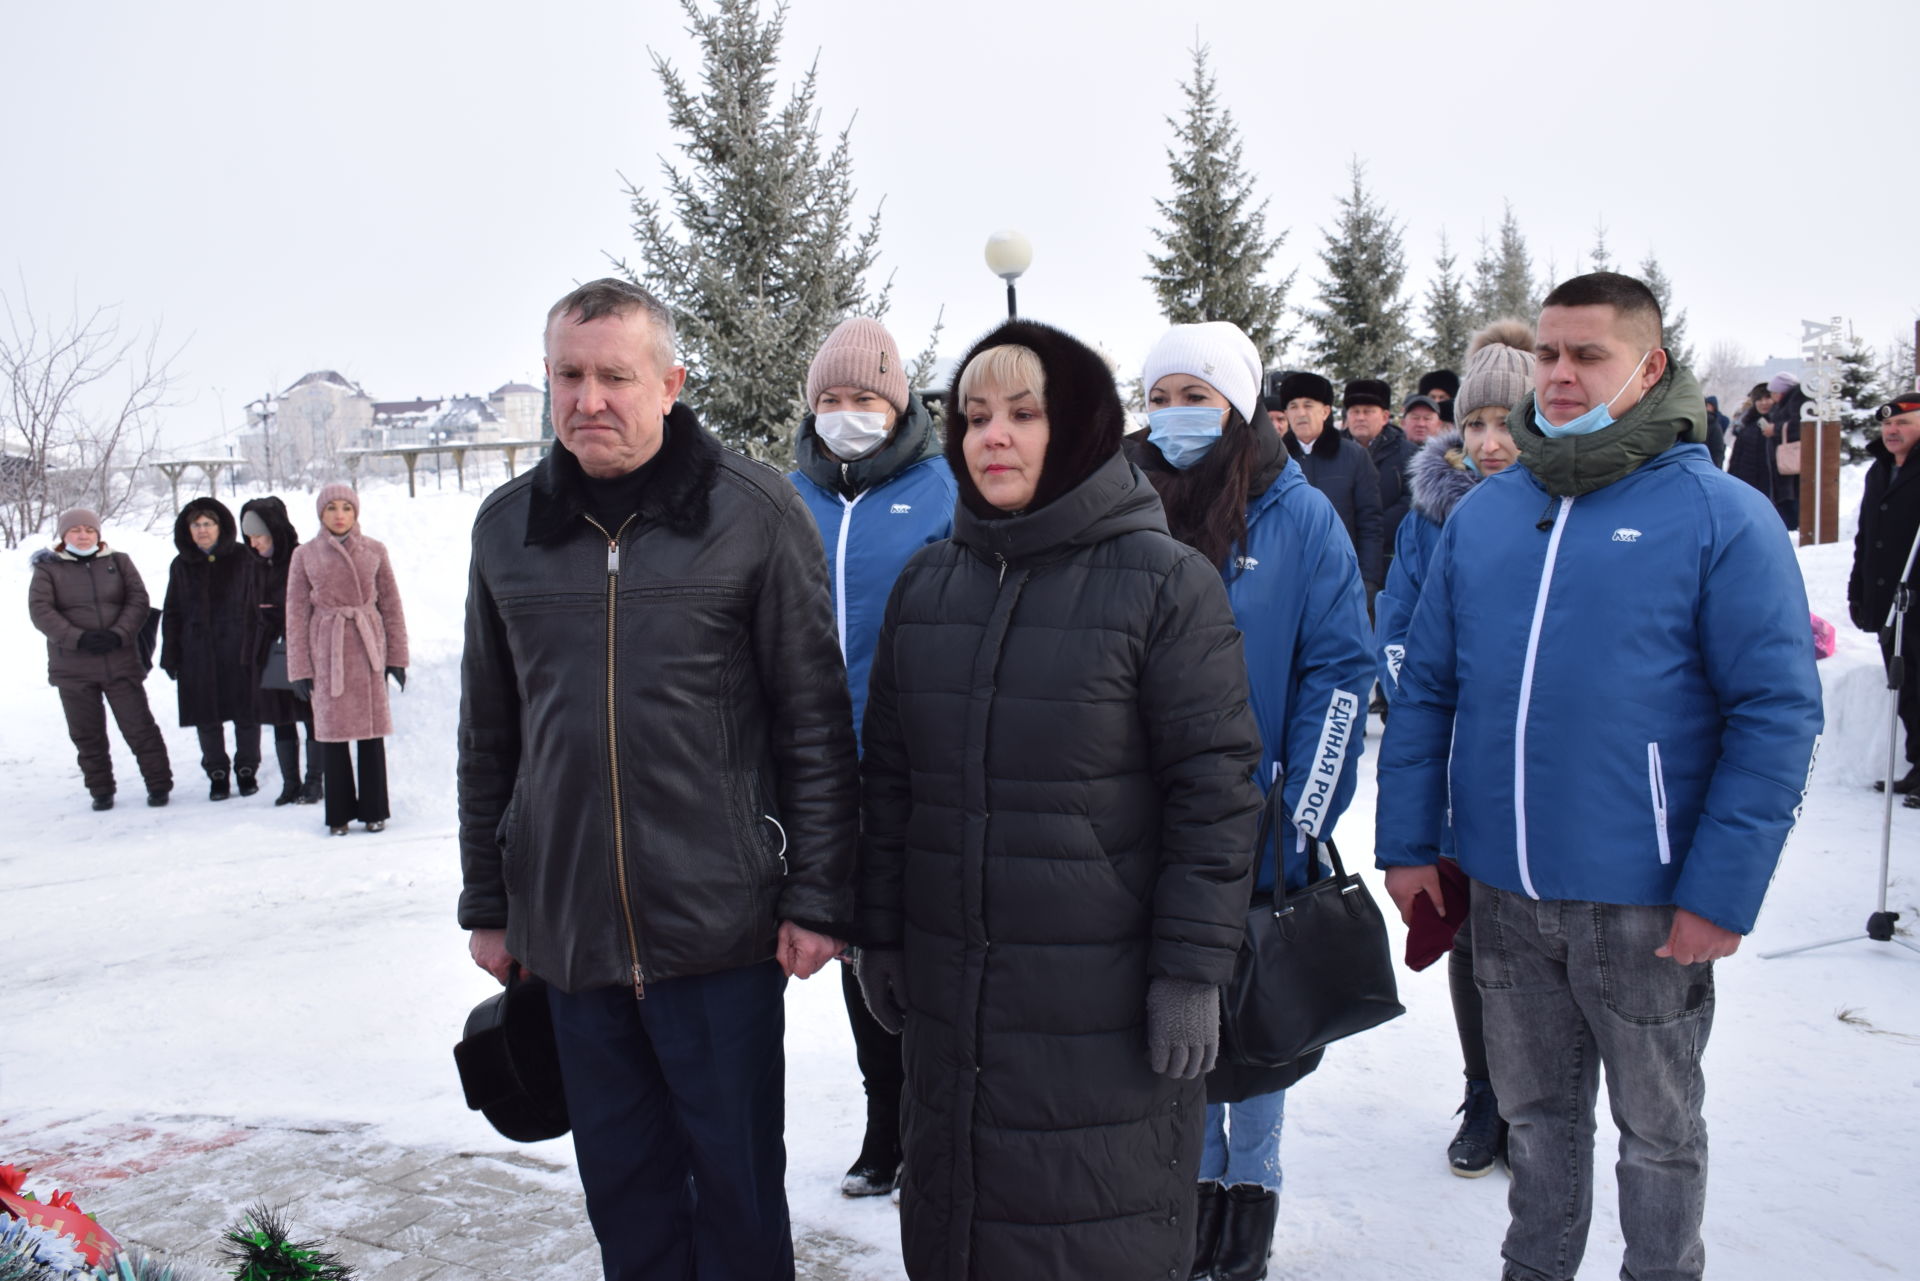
[1372,318,1535,1181]
[1135,321,1376,1281]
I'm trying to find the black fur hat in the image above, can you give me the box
[945,319,1125,518]
[1343,378,1392,410]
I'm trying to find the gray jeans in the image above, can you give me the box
[1472,882,1714,1281]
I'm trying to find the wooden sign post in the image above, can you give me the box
[1798,421,1842,546]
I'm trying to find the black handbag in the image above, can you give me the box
[1220,788,1406,1067]
[259,636,294,692]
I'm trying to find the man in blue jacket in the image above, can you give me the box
[1375,272,1822,1281]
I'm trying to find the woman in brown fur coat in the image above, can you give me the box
[285,483,409,835]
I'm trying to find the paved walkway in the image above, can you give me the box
[1,1113,872,1280]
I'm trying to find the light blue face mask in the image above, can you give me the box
[68,544,99,557]
[1534,350,1653,439]
[1147,405,1227,469]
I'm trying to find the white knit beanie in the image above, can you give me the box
[1140,322,1264,424]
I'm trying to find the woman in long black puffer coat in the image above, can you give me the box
[240,495,323,805]
[161,495,261,799]
[856,319,1264,1281]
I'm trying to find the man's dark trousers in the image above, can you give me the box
[548,958,792,1280]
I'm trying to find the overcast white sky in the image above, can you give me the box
[6,0,1915,451]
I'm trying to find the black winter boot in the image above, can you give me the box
[1189,1181,1226,1280]
[1874,764,1920,794]
[274,739,303,805]
[208,769,230,801]
[1448,1078,1508,1178]
[840,1100,901,1197]
[298,778,323,805]
[91,794,114,812]
[1213,1184,1278,1281]
[147,790,169,807]
[236,766,259,797]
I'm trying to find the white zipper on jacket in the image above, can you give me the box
[1647,742,1672,865]
[833,492,866,665]
[1512,494,1575,900]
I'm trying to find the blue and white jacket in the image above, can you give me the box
[1375,378,1823,934]
[1373,428,1476,700]
[1228,453,1376,891]
[789,394,956,755]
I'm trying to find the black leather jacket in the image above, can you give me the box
[457,404,859,994]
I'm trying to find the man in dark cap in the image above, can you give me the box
[1265,370,1385,592]
[1851,392,1920,804]
[1343,379,1412,569]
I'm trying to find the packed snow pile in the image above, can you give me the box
[1,475,1914,1280]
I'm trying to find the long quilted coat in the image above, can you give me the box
[160,497,256,728]
[861,448,1263,1281]
[285,527,408,742]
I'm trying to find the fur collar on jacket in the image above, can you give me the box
[1282,424,1344,461]
[1408,428,1479,526]
[34,544,117,566]
[525,401,721,544]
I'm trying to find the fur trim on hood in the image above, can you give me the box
[172,496,239,559]
[1408,428,1479,526]
[945,319,1126,520]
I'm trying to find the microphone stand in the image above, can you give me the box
[1765,520,1920,959]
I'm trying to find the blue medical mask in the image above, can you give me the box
[1147,406,1227,469]
[68,543,98,557]
[1534,350,1653,438]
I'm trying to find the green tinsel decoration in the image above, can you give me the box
[217,1207,353,1281]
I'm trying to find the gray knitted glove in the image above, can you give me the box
[858,948,909,1035]
[1147,978,1220,1079]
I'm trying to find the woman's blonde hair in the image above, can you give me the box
[956,344,1047,412]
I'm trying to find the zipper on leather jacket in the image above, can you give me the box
[584,513,648,999]
[994,553,1007,585]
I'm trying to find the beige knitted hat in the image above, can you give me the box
[805,317,909,415]
[1455,320,1537,420]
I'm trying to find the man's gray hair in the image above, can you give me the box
[545,278,678,370]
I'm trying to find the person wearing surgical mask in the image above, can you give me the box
[786,315,956,1202]
[1136,321,1375,1281]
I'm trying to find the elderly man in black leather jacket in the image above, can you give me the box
[458,278,858,1280]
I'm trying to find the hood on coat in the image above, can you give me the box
[1408,428,1479,526]
[794,390,942,499]
[1511,361,1707,498]
[945,319,1128,520]
[525,400,721,545]
[172,496,239,559]
[32,545,117,568]
[239,495,301,566]
[952,451,1167,565]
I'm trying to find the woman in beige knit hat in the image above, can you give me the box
[1372,318,1535,1182]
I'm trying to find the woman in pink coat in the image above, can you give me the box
[286,483,409,835]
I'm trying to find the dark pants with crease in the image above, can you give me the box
[58,677,172,798]
[1474,882,1713,1281]
[321,738,387,827]
[547,960,792,1281]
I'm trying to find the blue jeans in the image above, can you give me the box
[1473,883,1713,1281]
[1199,1090,1285,1192]
[547,960,794,1281]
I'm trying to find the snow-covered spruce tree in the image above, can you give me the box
[1586,222,1614,274]
[1144,43,1294,364]
[1422,231,1473,374]
[611,0,886,467]
[1835,330,1885,462]
[1639,251,1694,370]
[1468,202,1537,328]
[1304,161,1414,385]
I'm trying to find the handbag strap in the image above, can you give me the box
[1259,778,1352,910]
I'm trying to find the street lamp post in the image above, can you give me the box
[984,230,1032,318]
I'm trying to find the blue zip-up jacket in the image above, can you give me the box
[1373,428,1477,699]
[1230,455,1375,891]
[789,396,956,754]
[1375,424,1823,934]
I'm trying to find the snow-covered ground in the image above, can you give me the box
[2,471,1915,1280]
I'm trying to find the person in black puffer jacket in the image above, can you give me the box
[1726,382,1777,500]
[1849,393,1920,802]
[239,495,323,805]
[857,319,1263,1281]
[1767,372,1808,530]
[161,495,261,799]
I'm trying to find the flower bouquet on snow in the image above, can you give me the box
[0,1163,119,1278]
